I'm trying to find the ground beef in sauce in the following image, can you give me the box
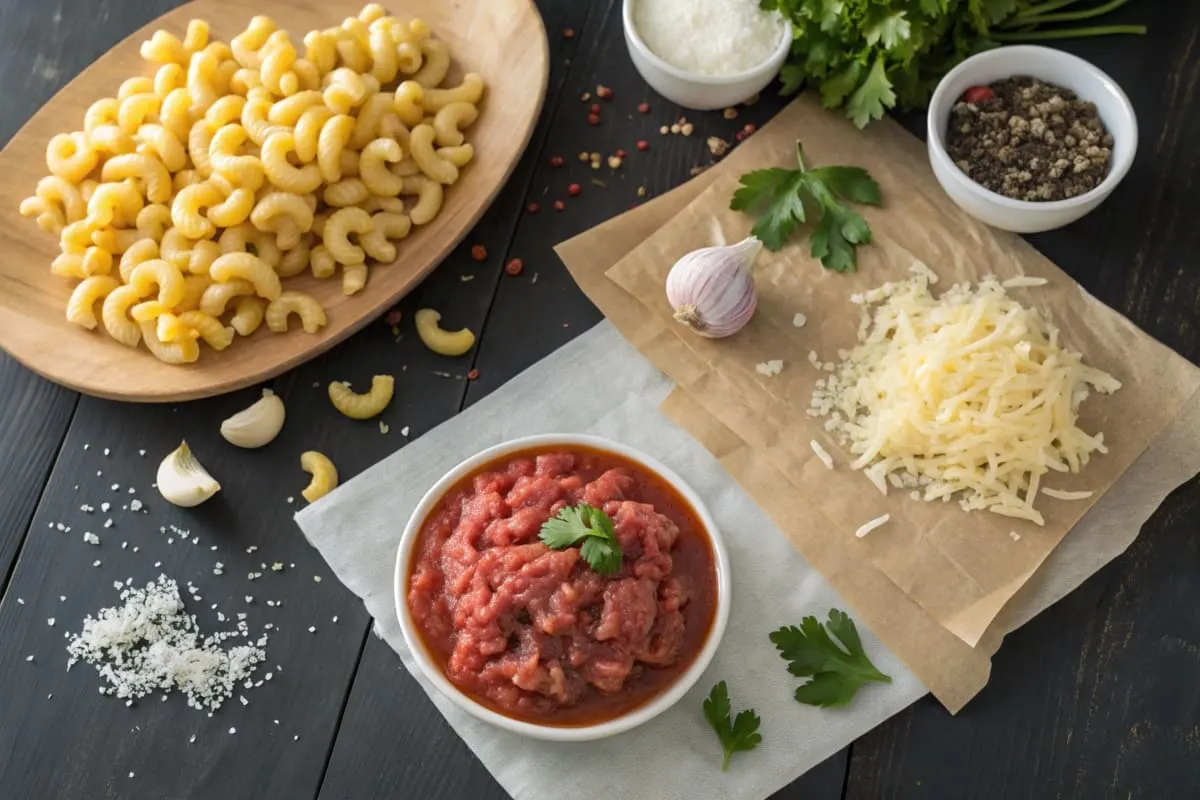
[408,452,696,718]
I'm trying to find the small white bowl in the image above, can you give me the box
[622,0,791,110]
[927,45,1137,234]
[394,433,732,742]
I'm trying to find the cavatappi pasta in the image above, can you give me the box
[19,4,484,364]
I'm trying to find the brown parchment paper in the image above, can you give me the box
[603,96,1200,648]
[556,96,1200,709]
[557,171,993,711]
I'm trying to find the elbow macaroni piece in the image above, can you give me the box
[408,124,458,185]
[261,131,323,193]
[322,207,372,265]
[66,276,122,330]
[209,252,283,301]
[266,291,327,333]
[230,296,268,336]
[359,138,403,196]
[21,6,480,364]
[414,308,475,356]
[300,450,338,502]
[341,262,368,295]
[328,374,394,419]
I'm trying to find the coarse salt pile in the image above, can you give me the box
[809,264,1120,526]
[67,575,266,712]
[632,0,786,76]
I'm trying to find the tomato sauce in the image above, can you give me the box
[407,445,718,726]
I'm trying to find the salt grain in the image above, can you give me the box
[66,576,266,713]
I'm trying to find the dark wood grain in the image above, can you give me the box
[846,2,1200,798]
[0,356,77,590]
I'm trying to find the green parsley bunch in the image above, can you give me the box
[762,0,1147,128]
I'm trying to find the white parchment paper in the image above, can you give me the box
[294,322,1200,800]
[295,323,923,800]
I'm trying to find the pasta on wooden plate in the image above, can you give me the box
[19,3,485,364]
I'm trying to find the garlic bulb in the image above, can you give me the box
[665,235,761,338]
[157,441,221,507]
[220,389,286,448]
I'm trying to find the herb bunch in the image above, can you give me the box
[761,0,1147,128]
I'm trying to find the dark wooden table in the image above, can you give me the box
[1,1,1197,798]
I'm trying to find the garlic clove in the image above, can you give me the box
[665,235,761,338]
[157,441,221,507]
[220,388,286,448]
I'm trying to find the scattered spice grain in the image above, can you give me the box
[470,244,487,261]
[505,258,524,276]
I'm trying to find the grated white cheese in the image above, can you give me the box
[809,440,834,470]
[855,514,891,538]
[1041,488,1094,501]
[793,312,808,328]
[66,576,265,712]
[1002,275,1048,288]
[755,359,784,377]
[810,266,1119,527]
[631,0,785,76]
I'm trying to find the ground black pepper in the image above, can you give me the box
[945,76,1114,202]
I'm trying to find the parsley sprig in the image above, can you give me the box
[538,504,623,575]
[770,609,891,708]
[731,141,882,272]
[702,681,762,771]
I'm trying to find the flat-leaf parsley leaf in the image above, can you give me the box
[731,141,881,272]
[538,504,623,575]
[769,609,891,708]
[702,681,762,771]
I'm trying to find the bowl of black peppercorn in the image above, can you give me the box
[927,44,1137,234]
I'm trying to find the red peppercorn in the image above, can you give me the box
[504,258,523,276]
[590,103,601,115]
[587,113,600,125]
[563,28,575,38]
[963,85,996,104]
[526,202,539,213]
[735,131,746,141]
[743,123,757,134]
[635,140,649,151]
[637,102,650,114]
[384,310,402,326]
[553,200,565,211]
[616,148,628,158]
[596,85,612,100]
[548,155,564,168]
[470,244,487,261]
[567,183,581,197]
[467,369,480,380]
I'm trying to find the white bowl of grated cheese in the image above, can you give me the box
[623,0,792,110]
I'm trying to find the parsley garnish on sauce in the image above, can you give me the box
[537,504,623,575]
[730,141,882,272]
[702,681,763,771]
[769,609,891,708]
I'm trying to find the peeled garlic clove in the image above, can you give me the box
[157,441,221,507]
[220,388,286,448]
[665,235,761,338]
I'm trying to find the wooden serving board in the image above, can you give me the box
[0,0,548,402]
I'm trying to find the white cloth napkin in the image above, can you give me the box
[294,322,1200,800]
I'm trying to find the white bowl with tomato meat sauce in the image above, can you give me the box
[394,433,732,741]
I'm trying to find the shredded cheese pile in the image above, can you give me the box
[810,265,1120,526]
